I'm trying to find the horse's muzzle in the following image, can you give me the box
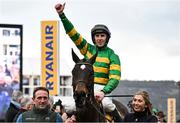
[73,91,88,108]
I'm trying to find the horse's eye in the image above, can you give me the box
[72,68,77,74]
[72,69,74,73]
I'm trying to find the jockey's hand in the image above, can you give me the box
[55,3,65,14]
[95,91,105,102]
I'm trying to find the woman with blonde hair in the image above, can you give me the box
[123,90,158,122]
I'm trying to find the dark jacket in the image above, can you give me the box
[16,106,63,122]
[5,102,20,122]
[13,108,27,122]
[123,111,158,122]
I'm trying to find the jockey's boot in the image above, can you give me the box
[111,108,122,122]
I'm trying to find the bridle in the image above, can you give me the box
[72,62,94,107]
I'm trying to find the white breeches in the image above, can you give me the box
[94,84,116,112]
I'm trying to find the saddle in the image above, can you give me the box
[98,103,121,123]
[97,102,122,122]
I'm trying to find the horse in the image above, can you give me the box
[71,49,105,122]
[112,99,129,119]
[71,49,128,122]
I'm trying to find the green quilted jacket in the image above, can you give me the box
[59,13,121,94]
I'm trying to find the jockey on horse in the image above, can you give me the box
[55,3,122,122]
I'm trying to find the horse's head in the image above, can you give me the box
[71,49,97,108]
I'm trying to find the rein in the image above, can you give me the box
[90,101,112,122]
[74,80,112,122]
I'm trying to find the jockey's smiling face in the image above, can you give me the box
[94,33,107,48]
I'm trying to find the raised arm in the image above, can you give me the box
[54,3,92,56]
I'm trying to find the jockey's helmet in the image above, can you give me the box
[91,24,111,45]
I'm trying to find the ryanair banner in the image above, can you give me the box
[41,21,59,95]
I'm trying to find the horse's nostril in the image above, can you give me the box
[73,91,87,103]
[74,91,86,97]
[80,91,86,97]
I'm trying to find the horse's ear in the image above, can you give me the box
[72,48,80,63]
[87,51,98,65]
